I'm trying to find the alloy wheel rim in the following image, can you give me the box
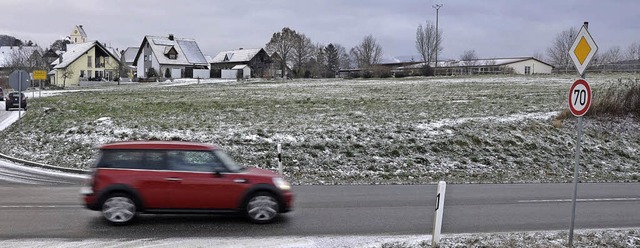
[102,197,135,223]
[247,195,278,221]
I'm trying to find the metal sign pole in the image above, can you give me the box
[18,72,22,118]
[568,116,583,247]
[568,21,589,248]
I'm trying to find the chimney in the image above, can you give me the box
[168,34,174,41]
[79,24,83,28]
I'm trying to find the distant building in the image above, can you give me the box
[396,57,554,76]
[0,46,43,77]
[69,25,88,44]
[209,48,272,78]
[132,34,209,79]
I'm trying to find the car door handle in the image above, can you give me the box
[233,179,248,183]
[164,177,182,181]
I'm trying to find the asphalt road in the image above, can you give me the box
[0,177,638,239]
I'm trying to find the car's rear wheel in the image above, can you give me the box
[245,192,279,224]
[101,193,136,225]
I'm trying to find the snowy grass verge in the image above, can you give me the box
[380,228,640,248]
[1,229,638,247]
[1,74,639,185]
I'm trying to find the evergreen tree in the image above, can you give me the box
[325,43,340,77]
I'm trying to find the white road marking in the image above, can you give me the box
[518,198,640,203]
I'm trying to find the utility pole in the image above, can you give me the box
[433,4,443,75]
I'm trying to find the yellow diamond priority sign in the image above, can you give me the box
[569,25,598,76]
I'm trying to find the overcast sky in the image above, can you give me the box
[0,0,638,61]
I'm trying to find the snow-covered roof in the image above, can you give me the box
[133,35,208,66]
[231,64,249,70]
[0,46,40,67]
[53,41,120,69]
[205,55,214,64]
[210,48,262,63]
[176,39,208,64]
[122,47,139,64]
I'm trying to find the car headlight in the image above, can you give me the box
[273,177,291,191]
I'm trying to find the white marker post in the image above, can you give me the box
[432,181,446,246]
[277,144,283,175]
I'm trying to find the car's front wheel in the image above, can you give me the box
[101,193,137,225]
[245,192,279,224]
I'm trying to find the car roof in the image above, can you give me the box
[99,141,219,151]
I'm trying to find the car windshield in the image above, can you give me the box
[214,150,244,172]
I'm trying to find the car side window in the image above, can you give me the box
[167,150,224,172]
[98,150,144,169]
[144,151,166,170]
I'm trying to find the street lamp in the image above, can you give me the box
[433,4,443,74]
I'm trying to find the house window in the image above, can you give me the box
[80,70,85,78]
[88,70,92,78]
[88,56,92,67]
[105,57,109,65]
[524,66,531,75]
[168,54,176,59]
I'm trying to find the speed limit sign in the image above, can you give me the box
[569,79,592,116]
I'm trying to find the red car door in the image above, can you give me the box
[165,151,248,209]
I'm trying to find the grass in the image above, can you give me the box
[378,229,640,248]
[1,75,639,184]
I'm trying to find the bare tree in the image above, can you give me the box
[415,21,442,66]
[60,68,74,88]
[266,27,298,77]
[291,33,314,77]
[627,42,640,61]
[334,44,351,69]
[546,27,578,69]
[460,50,478,65]
[460,50,478,74]
[350,34,383,69]
[6,46,46,72]
[597,46,623,65]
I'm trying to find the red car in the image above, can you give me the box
[82,141,293,225]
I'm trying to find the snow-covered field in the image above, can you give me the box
[0,75,639,185]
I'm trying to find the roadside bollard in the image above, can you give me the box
[432,181,447,246]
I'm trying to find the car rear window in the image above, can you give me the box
[97,149,167,170]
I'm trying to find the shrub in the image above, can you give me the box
[164,68,171,78]
[556,80,640,119]
[394,71,408,78]
[147,68,158,78]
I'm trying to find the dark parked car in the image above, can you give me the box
[5,92,27,111]
[82,141,294,225]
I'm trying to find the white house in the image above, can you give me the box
[397,57,554,75]
[132,34,209,79]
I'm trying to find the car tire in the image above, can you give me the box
[245,192,279,224]
[101,193,137,225]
